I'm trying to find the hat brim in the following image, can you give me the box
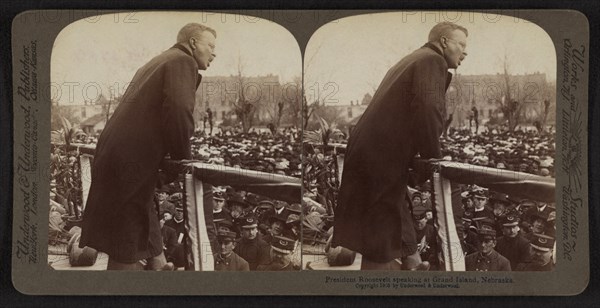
[272,246,292,254]
[531,243,552,252]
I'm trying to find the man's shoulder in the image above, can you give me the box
[232,252,249,265]
[151,47,197,69]
[404,47,447,68]
[492,250,509,262]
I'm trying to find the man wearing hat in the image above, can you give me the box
[490,192,512,218]
[226,193,250,233]
[413,207,436,269]
[284,203,302,240]
[212,191,231,222]
[259,200,290,228]
[465,227,511,271]
[156,185,176,219]
[213,218,235,234]
[214,231,249,271]
[256,236,298,271]
[255,199,275,236]
[165,204,185,244]
[471,189,495,221]
[515,233,555,271]
[522,201,554,233]
[234,214,271,270]
[262,214,287,244]
[495,214,532,270]
[523,211,550,242]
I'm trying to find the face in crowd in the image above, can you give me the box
[463,198,474,210]
[412,196,422,207]
[492,202,506,217]
[241,226,258,240]
[270,221,283,236]
[174,209,184,221]
[213,198,226,212]
[274,201,285,210]
[219,239,235,256]
[531,248,553,266]
[502,225,520,238]
[415,217,428,231]
[230,204,245,219]
[271,249,291,266]
[473,196,487,209]
[479,238,496,255]
[157,191,168,202]
[531,218,547,234]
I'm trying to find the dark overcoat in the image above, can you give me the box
[332,43,452,263]
[80,44,201,263]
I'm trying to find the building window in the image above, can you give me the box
[222,111,226,120]
[488,109,493,117]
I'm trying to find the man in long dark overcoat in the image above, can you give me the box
[79,23,217,270]
[332,22,468,270]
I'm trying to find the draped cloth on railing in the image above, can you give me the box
[179,163,301,271]
[412,160,555,203]
[188,162,301,204]
[413,159,555,271]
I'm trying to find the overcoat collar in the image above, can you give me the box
[171,43,203,88]
[422,42,453,91]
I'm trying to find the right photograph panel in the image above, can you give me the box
[302,12,557,272]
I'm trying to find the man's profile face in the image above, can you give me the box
[191,30,216,70]
[442,29,467,69]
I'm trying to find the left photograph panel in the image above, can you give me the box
[48,11,303,271]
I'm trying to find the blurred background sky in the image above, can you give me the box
[304,11,557,105]
[51,11,302,105]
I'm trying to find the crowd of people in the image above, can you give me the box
[189,128,302,178]
[454,184,556,271]
[440,128,555,177]
[155,182,301,271]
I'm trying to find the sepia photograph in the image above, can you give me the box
[301,12,557,272]
[47,11,303,271]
